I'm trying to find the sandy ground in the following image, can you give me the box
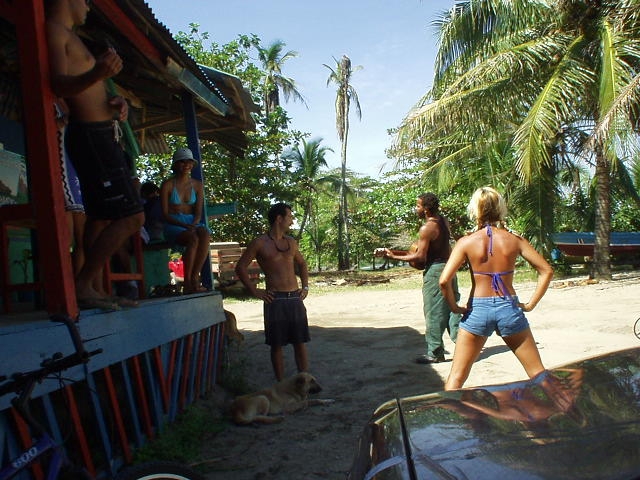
[199,271,640,479]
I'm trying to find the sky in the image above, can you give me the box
[148,0,456,179]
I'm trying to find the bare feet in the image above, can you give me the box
[77,297,119,311]
[109,296,139,308]
[77,285,120,310]
[183,283,207,294]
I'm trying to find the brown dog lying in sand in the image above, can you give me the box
[230,372,334,425]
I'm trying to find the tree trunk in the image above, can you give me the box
[592,145,612,280]
[337,208,345,269]
[339,117,350,270]
[265,84,280,118]
[335,55,355,271]
[338,80,351,270]
[313,235,321,272]
[310,203,321,271]
[296,197,311,242]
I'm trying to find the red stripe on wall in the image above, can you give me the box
[166,341,178,401]
[194,331,206,397]
[153,347,170,413]
[64,385,96,477]
[10,408,44,480]
[103,366,133,464]
[131,356,154,440]
[179,334,194,410]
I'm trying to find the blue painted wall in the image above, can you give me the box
[0,292,228,478]
[0,292,225,410]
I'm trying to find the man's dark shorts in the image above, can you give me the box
[66,120,143,220]
[263,291,310,347]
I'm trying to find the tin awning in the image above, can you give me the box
[83,0,258,156]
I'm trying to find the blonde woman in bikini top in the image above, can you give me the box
[438,187,554,390]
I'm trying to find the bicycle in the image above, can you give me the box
[0,315,205,480]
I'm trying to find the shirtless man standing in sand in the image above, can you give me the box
[46,0,144,309]
[235,203,311,381]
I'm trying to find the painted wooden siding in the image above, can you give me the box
[0,293,227,478]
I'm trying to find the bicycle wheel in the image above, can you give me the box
[635,317,640,340]
[115,461,205,480]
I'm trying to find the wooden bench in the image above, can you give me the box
[210,242,261,285]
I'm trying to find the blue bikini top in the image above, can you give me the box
[169,179,196,206]
[473,224,514,298]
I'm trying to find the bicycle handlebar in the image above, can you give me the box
[0,315,102,398]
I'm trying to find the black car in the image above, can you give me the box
[349,347,640,480]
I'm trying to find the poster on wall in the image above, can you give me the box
[0,147,27,205]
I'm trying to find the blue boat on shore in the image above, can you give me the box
[552,232,640,257]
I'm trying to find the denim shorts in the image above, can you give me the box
[459,296,529,337]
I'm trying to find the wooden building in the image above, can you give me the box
[0,0,257,477]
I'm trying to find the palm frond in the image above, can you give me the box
[592,25,640,160]
[513,36,595,183]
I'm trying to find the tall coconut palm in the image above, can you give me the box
[325,55,362,270]
[281,138,336,241]
[395,0,640,279]
[257,39,307,117]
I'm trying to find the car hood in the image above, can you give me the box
[349,347,640,480]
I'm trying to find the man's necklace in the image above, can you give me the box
[268,234,290,253]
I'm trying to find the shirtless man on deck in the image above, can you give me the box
[46,0,144,309]
[235,203,311,381]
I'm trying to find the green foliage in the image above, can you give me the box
[174,26,263,87]
[168,25,307,245]
[133,24,474,271]
[133,404,226,465]
[612,198,640,231]
[439,191,471,239]
[298,184,339,270]
[131,14,640,270]
[294,165,473,271]
[390,0,640,276]
[219,356,251,396]
[283,137,335,245]
[257,39,307,117]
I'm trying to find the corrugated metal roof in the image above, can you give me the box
[84,0,258,156]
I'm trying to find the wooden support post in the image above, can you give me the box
[14,0,77,316]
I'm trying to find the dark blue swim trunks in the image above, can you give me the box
[263,291,310,347]
[65,120,143,220]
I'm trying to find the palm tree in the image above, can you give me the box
[312,170,360,271]
[281,138,336,241]
[305,217,330,271]
[257,39,307,117]
[394,0,640,279]
[325,55,362,270]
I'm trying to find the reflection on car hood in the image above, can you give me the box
[349,347,640,480]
